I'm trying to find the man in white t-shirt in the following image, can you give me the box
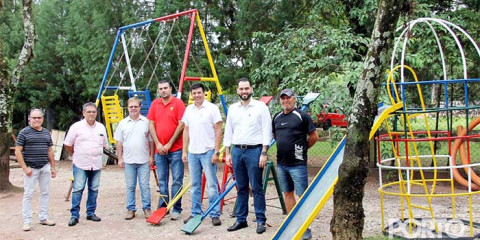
[114,97,154,220]
[181,83,222,226]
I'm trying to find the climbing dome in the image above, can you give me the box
[370,18,480,238]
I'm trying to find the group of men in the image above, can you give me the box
[16,78,318,238]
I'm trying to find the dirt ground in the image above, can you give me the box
[1,160,480,240]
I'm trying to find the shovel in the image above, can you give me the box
[182,179,236,234]
[147,182,191,225]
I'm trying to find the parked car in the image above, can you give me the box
[314,106,348,130]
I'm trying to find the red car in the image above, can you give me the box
[315,108,348,130]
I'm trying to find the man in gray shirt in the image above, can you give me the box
[16,108,57,231]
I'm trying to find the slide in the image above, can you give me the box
[271,137,346,240]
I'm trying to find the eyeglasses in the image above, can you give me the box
[30,117,43,120]
[128,106,140,109]
[86,111,97,114]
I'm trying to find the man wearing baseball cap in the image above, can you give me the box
[272,88,319,239]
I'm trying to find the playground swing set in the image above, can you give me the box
[91,9,289,231]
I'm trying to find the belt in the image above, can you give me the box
[233,144,262,150]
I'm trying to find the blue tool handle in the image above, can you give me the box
[201,180,236,219]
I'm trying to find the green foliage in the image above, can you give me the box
[248,0,370,116]
[1,0,479,131]
[0,1,24,68]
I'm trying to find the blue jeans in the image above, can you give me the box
[125,163,151,211]
[155,150,184,213]
[232,146,266,224]
[71,164,101,219]
[188,150,220,218]
[277,164,308,196]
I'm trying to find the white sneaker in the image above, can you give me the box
[170,211,181,220]
[22,223,31,231]
[40,219,56,226]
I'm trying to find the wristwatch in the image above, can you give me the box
[261,151,267,156]
[215,151,220,156]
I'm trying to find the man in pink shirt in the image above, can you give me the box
[64,102,108,226]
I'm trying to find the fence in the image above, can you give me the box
[267,128,347,168]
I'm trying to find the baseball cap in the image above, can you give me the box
[279,89,295,98]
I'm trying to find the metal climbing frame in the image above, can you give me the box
[370,18,480,238]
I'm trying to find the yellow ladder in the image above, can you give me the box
[101,95,123,144]
[385,65,439,234]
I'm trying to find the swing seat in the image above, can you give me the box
[101,95,124,144]
[128,90,152,116]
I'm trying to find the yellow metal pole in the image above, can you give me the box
[195,14,223,95]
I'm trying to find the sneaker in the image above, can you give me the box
[125,210,135,220]
[183,215,194,224]
[143,209,152,219]
[301,228,312,240]
[22,223,31,231]
[40,219,56,226]
[212,217,221,226]
[170,211,181,220]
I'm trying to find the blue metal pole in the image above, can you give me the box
[219,94,228,116]
[95,29,124,106]
[119,19,155,31]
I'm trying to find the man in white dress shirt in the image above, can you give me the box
[223,78,272,234]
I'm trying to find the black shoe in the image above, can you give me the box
[86,214,101,222]
[212,217,221,226]
[183,216,194,224]
[227,221,248,231]
[256,223,266,234]
[68,218,78,226]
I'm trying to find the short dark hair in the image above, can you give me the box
[237,77,251,87]
[158,80,173,88]
[190,83,205,92]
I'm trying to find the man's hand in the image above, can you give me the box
[211,152,219,164]
[162,142,172,154]
[149,156,154,166]
[24,167,33,177]
[155,142,165,155]
[225,154,232,167]
[118,158,124,168]
[182,153,188,163]
[51,168,57,178]
[259,154,267,168]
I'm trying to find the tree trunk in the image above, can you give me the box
[0,0,35,191]
[0,44,14,190]
[330,0,405,239]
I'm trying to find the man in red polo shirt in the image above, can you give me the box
[147,80,186,220]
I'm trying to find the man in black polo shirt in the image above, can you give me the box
[15,108,57,231]
[272,89,319,239]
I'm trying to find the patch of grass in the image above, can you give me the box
[365,235,403,240]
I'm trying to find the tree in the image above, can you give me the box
[329,0,407,238]
[0,0,35,191]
